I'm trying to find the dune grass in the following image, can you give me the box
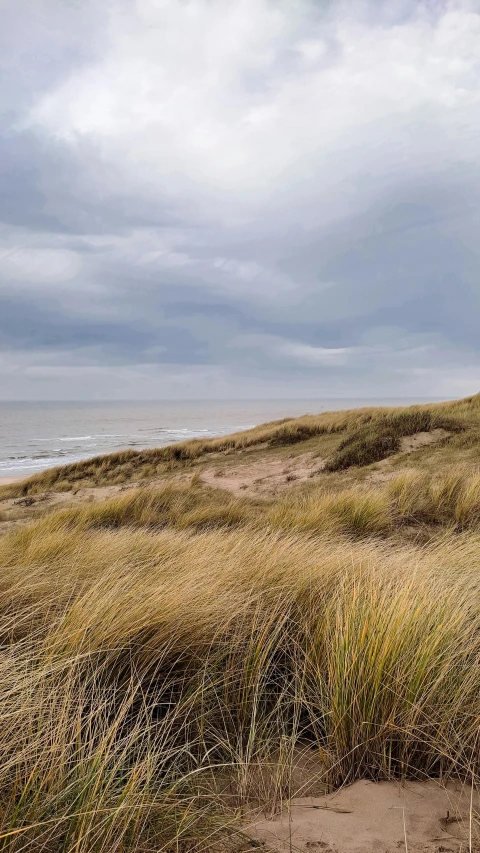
[1,394,480,850]
[268,465,480,538]
[268,486,392,537]
[8,462,480,545]
[386,466,480,529]
[38,482,258,534]
[1,518,480,850]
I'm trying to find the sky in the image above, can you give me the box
[1,0,480,401]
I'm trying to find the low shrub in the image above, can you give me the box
[325,433,399,471]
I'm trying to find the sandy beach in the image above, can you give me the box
[0,477,23,486]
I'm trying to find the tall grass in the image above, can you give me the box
[1,513,480,848]
[268,487,391,537]
[386,466,480,529]
[270,466,480,537]
[13,466,480,544]
[1,393,480,849]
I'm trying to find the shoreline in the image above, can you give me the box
[0,476,24,485]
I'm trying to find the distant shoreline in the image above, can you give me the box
[3,397,438,480]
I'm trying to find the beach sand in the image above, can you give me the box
[249,777,480,852]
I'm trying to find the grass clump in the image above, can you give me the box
[43,482,258,534]
[325,408,463,472]
[269,487,391,537]
[386,466,480,529]
[1,519,480,848]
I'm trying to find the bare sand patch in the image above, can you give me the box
[200,431,451,497]
[366,430,451,485]
[200,452,324,496]
[399,428,450,453]
[248,778,480,853]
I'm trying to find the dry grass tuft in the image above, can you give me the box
[1,519,480,848]
[268,465,480,538]
[386,466,480,529]
[269,487,391,537]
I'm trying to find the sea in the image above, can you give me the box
[0,398,442,478]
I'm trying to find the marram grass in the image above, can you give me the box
[1,393,480,850]
[1,517,480,849]
[11,461,480,545]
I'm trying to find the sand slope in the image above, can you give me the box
[249,779,479,853]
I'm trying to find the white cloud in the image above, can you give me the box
[232,333,379,366]
[28,0,480,221]
[0,246,80,286]
[278,342,359,367]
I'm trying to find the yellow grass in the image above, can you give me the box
[15,462,480,544]
[1,516,480,849]
[1,394,480,850]
[268,466,480,537]
[268,487,392,536]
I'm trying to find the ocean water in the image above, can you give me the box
[0,398,440,478]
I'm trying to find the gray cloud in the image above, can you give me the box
[0,0,479,400]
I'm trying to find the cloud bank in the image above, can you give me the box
[1,0,479,399]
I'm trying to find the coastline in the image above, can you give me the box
[0,398,440,487]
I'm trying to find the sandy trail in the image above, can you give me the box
[249,778,480,853]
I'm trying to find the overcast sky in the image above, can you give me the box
[1,0,479,400]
